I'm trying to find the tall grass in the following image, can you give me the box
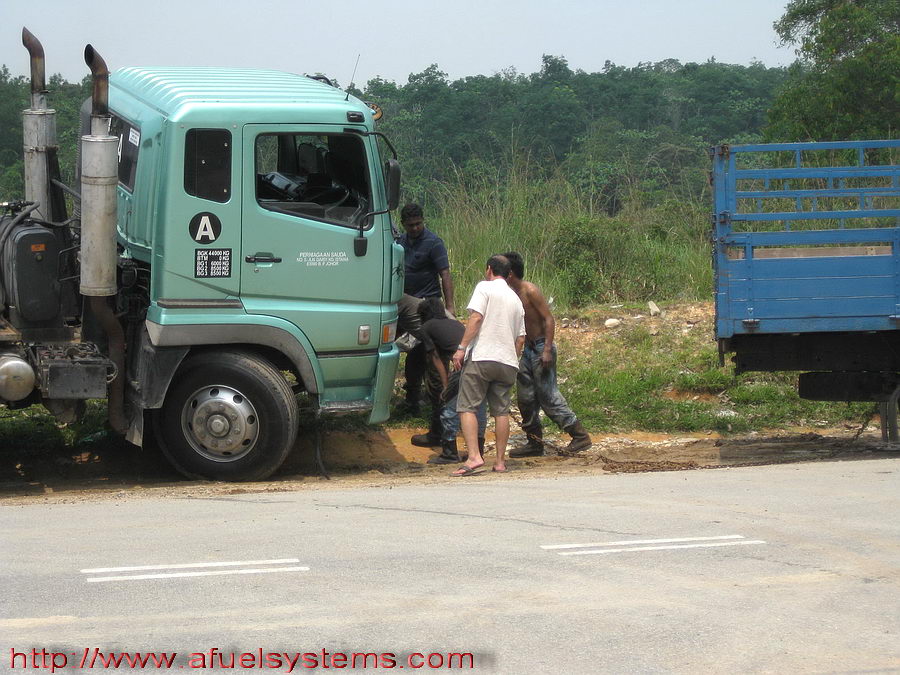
[425,150,713,309]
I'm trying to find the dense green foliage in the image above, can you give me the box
[360,56,786,205]
[355,57,788,305]
[423,154,711,307]
[766,0,900,140]
[0,67,89,197]
[0,56,786,203]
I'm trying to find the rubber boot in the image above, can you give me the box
[411,413,442,447]
[510,427,544,458]
[427,439,460,465]
[411,432,441,447]
[563,421,592,453]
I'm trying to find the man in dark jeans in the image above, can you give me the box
[410,298,486,464]
[503,251,591,456]
[434,371,487,464]
[397,203,455,413]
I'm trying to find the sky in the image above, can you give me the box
[2,0,796,86]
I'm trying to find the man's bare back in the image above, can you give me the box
[515,280,553,343]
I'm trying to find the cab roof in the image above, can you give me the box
[109,67,371,125]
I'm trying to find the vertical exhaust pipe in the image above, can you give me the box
[80,44,118,297]
[21,28,56,221]
[81,44,126,434]
[22,27,46,108]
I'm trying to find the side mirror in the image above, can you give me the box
[385,159,401,211]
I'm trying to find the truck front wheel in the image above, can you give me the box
[154,350,299,481]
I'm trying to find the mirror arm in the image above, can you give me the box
[344,128,401,256]
[355,207,390,257]
[343,128,398,159]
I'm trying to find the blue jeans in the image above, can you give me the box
[517,339,578,434]
[440,394,487,444]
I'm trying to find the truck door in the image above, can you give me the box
[240,125,384,353]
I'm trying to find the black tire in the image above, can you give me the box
[153,350,299,481]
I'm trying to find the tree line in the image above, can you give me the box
[0,57,786,207]
[354,56,787,212]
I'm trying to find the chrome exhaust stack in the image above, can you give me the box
[21,28,56,221]
[81,44,126,434]
[80,44,118,298]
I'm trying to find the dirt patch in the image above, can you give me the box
[662,390,721,403]
[1,426,897,505]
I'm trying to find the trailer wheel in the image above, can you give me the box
[154,350,299,481]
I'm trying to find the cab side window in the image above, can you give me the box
[184,129,231,203]
[255,133,371,229]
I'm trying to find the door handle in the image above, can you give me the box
[245,255,282,263]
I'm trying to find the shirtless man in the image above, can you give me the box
[503,251,591,456]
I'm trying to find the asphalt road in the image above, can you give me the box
[2,458,899,674]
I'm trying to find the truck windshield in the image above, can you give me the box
[255,132,371,229]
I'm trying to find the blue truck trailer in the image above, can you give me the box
[712,139,900,436]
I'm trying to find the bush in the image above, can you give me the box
[427,148,713,310]
[552,217,601,306]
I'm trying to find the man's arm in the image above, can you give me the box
[430,350,449,391]
[516,335,526,358]
[452,311,483,370]
[529,285,555,366]
[439,268,455,315]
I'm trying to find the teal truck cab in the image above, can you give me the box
[0,30,403,480]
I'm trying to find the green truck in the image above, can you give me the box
[0,29,403,480]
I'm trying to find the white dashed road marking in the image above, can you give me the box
[543,535,766,556]
[81,558,309,582]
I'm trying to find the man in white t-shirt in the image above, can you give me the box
[450,255,526,475]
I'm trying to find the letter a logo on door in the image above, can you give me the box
[195,216,215,241]
[189,212,222,244]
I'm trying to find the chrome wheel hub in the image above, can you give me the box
[181,385,259,462]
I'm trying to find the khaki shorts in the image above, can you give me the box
[456,359,518,416]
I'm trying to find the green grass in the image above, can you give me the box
[427,158,712,312]
[551,305,872,434]
[0,400,110,455]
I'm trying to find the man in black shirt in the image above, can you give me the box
[398,204,455,311]
[397,203,455,413]
[411,298,485,464]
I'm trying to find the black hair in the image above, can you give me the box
[487,254,511,278]
[400,203,423,222]
[419,296,445,322]
[503,251,525,280]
